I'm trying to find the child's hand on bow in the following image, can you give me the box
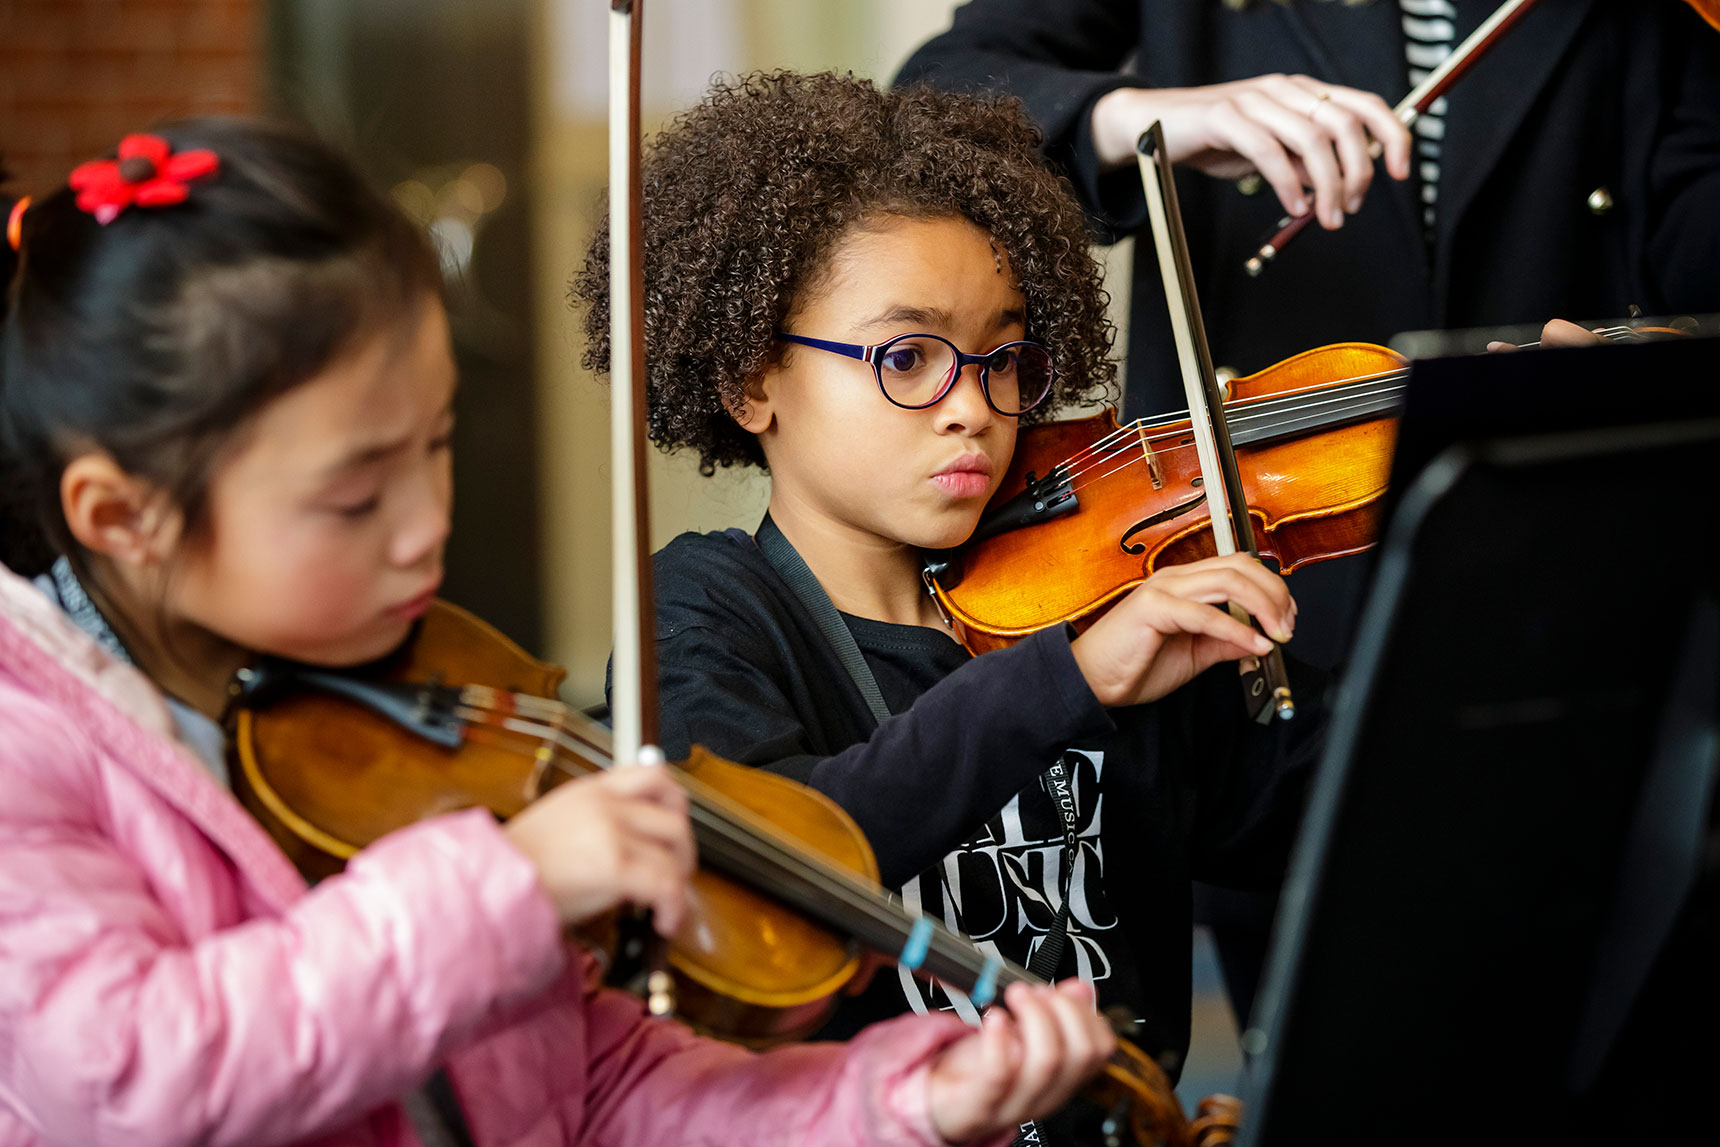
[927,979,1116,1143]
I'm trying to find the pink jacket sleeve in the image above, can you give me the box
[574,976,983,1147]
[0,696,564,1147]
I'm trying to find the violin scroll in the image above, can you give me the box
[1188,1095,1244,1147]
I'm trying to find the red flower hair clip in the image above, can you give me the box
[69,134,220,226]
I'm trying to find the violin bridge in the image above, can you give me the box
[1138,430,1166,490]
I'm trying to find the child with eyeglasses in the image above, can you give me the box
[574,71,1325,1098]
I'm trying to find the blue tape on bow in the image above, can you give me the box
[899,917,934,971]
[971,955,1003,1009]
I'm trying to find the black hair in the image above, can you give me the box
[572,72,1115,474]
[0,163,53,575]
[0,119,442,583]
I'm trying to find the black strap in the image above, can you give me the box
[1025,756,1080,981]
[1017,758,1080,1147]
[754,515,893,727]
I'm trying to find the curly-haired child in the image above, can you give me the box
[0,118,1115,1147]
[574,70,1324,1086]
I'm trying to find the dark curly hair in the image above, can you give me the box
[573,71,1116,473]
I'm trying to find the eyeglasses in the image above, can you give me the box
[776,331,1056,417]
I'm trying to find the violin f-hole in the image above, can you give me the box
[1119,494,1206,555]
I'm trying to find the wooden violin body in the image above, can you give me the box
[932,343,1405,654]
[233,599,875,1043]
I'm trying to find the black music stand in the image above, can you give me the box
[1238,335,1720,1144]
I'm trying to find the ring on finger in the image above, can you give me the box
[1305,90,1332,119]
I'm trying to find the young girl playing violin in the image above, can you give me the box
[0,120,1114,1147]
[575,71,1324,1085]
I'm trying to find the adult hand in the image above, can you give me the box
[927,979,1116,1143]
[1091,75,1412,231]
[504,764,695,933]
[1070,552,1294,709]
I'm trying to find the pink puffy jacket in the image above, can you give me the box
[0,564,976,1147]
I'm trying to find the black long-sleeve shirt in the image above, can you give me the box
[630,527,1323,1072]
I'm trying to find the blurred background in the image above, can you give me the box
[2,0,1233,1100]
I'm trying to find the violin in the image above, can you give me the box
[927,317,1691,656]
[927,342,1404,655]
[228,597,1232,1147]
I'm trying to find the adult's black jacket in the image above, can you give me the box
[899,0,1720,417]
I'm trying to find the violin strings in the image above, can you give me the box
[456,698,897,919]
[1049,368,1410,488]
[1060,382,1404,492]
[1047,327,1642,483]
[1071,392,1406,498]
[449,689,1023,988]
[986,329,1654,550]
[1051,364,1410,474]
[1057,377,1407,499]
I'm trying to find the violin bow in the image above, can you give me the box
[607,0,675,1013]
[1246,0,1543,276]
[609,0,656,765]
[1136,121,1294,725]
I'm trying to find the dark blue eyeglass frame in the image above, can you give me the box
[776,331,1055,416]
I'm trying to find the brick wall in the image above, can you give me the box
[0,0,259,194]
